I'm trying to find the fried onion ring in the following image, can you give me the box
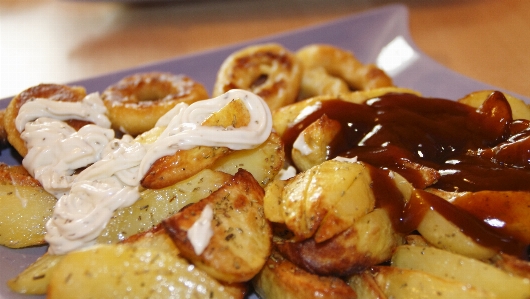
[3,84,88,157]
[101,72,209,136]
[296,44,393,98]
[212,43,302,111]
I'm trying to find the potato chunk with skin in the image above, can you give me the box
[346,272,387,299]
[252,250,358,299]
[202,98,251,128]
[416,207,497,260]
[47,244,246,299]
[8,253,64,295]
[141,145,233,189]
[0,164,56,248]
[98,168,232,244]
[366,266,497,299]
[211,132,285,188]
[391,245,530,299]
[291,114,341,172]
[280,160,376,243]
[458,90,530,121]
[122,225,248,298]
[163,169,272,283]
[277,208,403,276]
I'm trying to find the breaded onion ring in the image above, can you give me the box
[101,72,209,136]
[212,43,302,111]
[3,84,88,157]
[296,44,393,98]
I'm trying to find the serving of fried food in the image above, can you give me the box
[1,42,530,299]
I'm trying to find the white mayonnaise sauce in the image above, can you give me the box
[187,204,214,255]
[138,89,273,177]
[16,89,272,255]
[293,133,312,156]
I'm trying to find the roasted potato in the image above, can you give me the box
[202,98,251,128]
[428,189,530,244]
[7,253,64,295]
[291,114,341,172]
[141,95,284,189]
[275,160,376,243]
[262,177,288,223]
[415,207,497,260]
[253,250,357,299]
[163,169,272,283]
[98,168,232,244]
[211,132,285,188]
[123,225,248,298]
[141,146,233,189]
[391,245,530,299]
[277,208,403,276]
[47,244,246,299]
[346,271,386,299]
[492,253,530,280]
[458,90,530,121]
[0,164,56,248]
[356,266,497,299]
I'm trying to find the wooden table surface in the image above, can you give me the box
[1,0,529,100]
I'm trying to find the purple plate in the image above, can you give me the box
[1,4,528,299]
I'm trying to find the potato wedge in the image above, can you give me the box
[141,145,233,189]
[121,224,180,253]
[163,169,272,283]
[346,272,386,299]
[281,160,376,243]
[122,225,248,298]
[252,250,357,299]
[7,253,63,295]
[391,245,530,299]
[263,177,288,223]
[0,164,56,248]
[449,190,530,244]
[291,114,341,172]
[211,132,285,188]
[416,207,497,260]
[492,253,530,280]
[277,208,403,276]
[98,168,232,244]
[458,90,530,121]
[202,98,251,128]
[47,244,246,299]
[367,266,497,299]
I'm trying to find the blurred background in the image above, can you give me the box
[1,0,529,99]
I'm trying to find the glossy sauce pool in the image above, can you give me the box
[282,91,530,258]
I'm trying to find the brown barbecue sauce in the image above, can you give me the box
[282,91,530,258]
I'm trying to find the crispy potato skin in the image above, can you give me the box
[141,146,233,189]
[458,90,530,121]
[279,160,376,243]
[98,168,232,244]
[277,209,403,276]
[163,169,272,283]
[253,250,357,299]
[122,225,248,299]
